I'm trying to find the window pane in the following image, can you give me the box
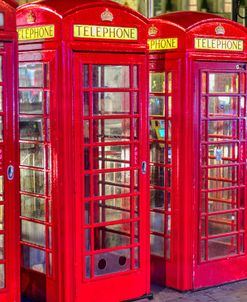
[20,143,44,168]
[0,87,3,112]
[21,220,46,247]
[22,245,46,273]
[208,212,237,235]
[0,205,3,230]
[94,119,130,142]
[21,195,45,221]
[93,92,130,115]
[0,234,4,259]
[209,73,239,93]
[149,96,165,116]
[208,235,238,259]
[93,65,130,88]
[208,97,238,117]
[95,145,130,169]
[0,264,5,288]
[150,212,164,233]
[150,234,164,257]
[20,169,45,195]
[20,118,44,141]
[19,63,44,88]
[150,72,165,93]
[19,90,44,114]
[0,117,3,142]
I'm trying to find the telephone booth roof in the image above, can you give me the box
[148,11,247,54]
[17,0,148,48]
[0,0,17,32]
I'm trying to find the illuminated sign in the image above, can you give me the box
[148,38,178,50]
[74,25,138,40]
[194,38,244,51]
[17,25,55,41]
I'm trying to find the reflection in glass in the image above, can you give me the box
[95,145,130,169]
[84,120,90,144]
[20,143,44,168]
[0,264,5,288]
[20,118,44,141]
[0,56,2,82]
[204,143,238,166]
[150,72,165,93]
[93,92,130,115]
[94,249,130,276]
[150,189,164,209]
[150,212,164,233]
[21,220,46,247]
[0,205,3,230]
[208,97,238,117]
[208,189,238,212]
[93,65,130,88]
[150,165,164,187]
[94,119,130,142]
[150,142,164,164]
[209,73,239,93]
[19,63,44,88]
[22,245,46,273]
[19,90,43,114]
[208,235,237,259]
[0,234,3,259]
[20,169,45,194]
[84,92,89,116]
[21,195,45,221]
[208,212,237,235]
[207,120,237,141]
[83,65,89,88]
[150,234,164,257]
[149,96,165,116]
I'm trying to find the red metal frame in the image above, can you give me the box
[148,12,247,290]
[17,1,150,301]
[0,1,19,302]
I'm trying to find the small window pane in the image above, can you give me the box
[0,57,2,82]
[21,220,46,247]
[95,145,130,169]
[20,169,45,195]
[0,234,4,259]
[22,245,46,273]
[149,96,165,116]
[0,117,3,141]
[150,212,164,233]
[0,205,3,230]
[19,90,44,114]
[21,195,45,221]
[94,119,130,142]
[19,63,44,88]
[0,264,5,288]
[150,72,165,93]
[20,143,44,168]
[20,118,44,141]
[208,235,237,259]
[0,86,3,112]
[209,73,239,93]
[150,234,164,257]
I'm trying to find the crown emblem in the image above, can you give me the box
[27,10,36,24]
[215,24,225,35]
[101,9,114,22]
[148,24,158,36]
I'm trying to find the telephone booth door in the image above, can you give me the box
[73,52,150,302]
[194,61,247,288]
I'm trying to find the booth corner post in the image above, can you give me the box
[148,11,247,290]
[0,0,20,302]
[17,1,151,301]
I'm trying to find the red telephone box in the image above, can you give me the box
[148,12,247,290]
[0,1,20,302]
[17,1,151,301]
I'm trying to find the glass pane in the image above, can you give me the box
[150,189,164,209]
[0,117,3,142]
[208,212,237,235]
[150,72,165,93]
[150,234,164,257]
[21,195,45,221]
[150,165,164,187]
[85,256,91,279]
[20,169,45,194]
[22,245,46,273]
[83,65,89,88]
[0,86,3,112]
[94,249,130,276]
[208,189,238,212]
[0,264,5,288]
[205,144,238,166]
[0,234,3,259]
[0,176,3,201]
[19,90,43,114]
[93,65,130,88]
[208,235,237,259]
[94,119,130,142]
[84,175,90,198]
[150,212,164,233]
[0,205,3,230]
[84,120,90,144]
[168,72,172,93]
[150,142,165,164]
[207,120,237,141]
[94,198,131,223]
[93,92,130,115]
[150,120,165,140]
[209,73,239,93]
[206,166,238,190]
[0,57,2,82]
[21,220,46,247]
[20,143,44,168]
[149,96,165,116]
[19,63,44,88]
[83,92,89,116]
[133,65,138,88]
[208,97,238,117]
[95,145,130,169]
[20,118,44,141]
[94,223,131,249]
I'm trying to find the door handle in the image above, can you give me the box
[7,165,14,180]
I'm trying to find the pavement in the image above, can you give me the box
[21,279,247,302]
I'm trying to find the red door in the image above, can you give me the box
[194,61,247,288]
[0,43,19,302]
[73,52,150,302]
[18,50,58,302]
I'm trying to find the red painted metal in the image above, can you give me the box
[148,11,247,290]
[17,1,150,302]
[0,1,19,302]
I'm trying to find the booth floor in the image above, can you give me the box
[21,279,247,302]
